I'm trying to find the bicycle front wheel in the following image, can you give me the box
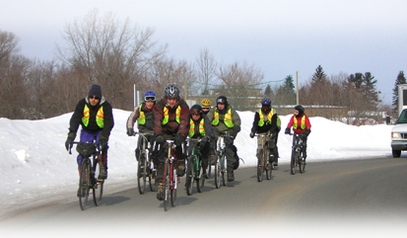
[214,158,221,189]
[137,153,148,194]
[221,155,227,186]
[171,165,178,207]
[197,159,205,193]
[186,157,194,196]
[79,160,91,211]
[93,157,103,206]
[163,159,170,211]
[299,152,306,174]
[257,149,264,182]
[265,148,272,180]
[290,148,298,175]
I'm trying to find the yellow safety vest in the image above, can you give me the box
[293,115,306,130]
[258,108,274,127]
[211,108,234,128]
[189,118,206,137]
[162,105,181,125]
[82,105,104,128]
[137,104,146,125]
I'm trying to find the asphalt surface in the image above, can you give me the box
[1,157,407,237]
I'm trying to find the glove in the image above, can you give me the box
[285,128,291,135]
[201,135,210,144]
[302,129,311,137]
[154,134,165,144]
[126,128,134,136]
[225,135,234,145]
[99,139,108,151]
[65,136,74,151]
[249,132,255,138]
[175,133,185,146]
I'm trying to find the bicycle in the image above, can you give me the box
[133,132,155,194]
[70,141,104,211]
[185,137,205,195]
[215,132,229,188]
[162,139,181,211]
[290,133,306,175]
[255,134,273,182]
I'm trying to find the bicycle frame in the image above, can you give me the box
[290,133,305,175]
[216,133,228,187]
[134,132,155,194]
[255,134,272,181]
[163,139,179,211]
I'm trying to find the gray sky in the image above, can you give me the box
[1,0,406,104]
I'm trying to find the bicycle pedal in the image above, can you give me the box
[97,178,105,182]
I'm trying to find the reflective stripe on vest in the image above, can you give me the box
[137,104,146,125]
[293,115,306,130]
[189,118,206,137]
[211,108,234,128]
[162,106,181,125]
[82,105,104,128]
[258,108,274,127]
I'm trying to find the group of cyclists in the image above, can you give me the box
[65,83,311,201]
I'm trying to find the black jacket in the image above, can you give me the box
[68,96,114,140]
[251,111,279,135]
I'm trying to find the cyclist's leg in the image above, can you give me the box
[175,145,186,177]
[95,131,108,179]
[77,129,96,173]
[256,135,263,159]
[225,140,236,182]
[200,141,210,176]
[153,141,167,200]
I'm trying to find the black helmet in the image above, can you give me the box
[216,96,227,105]
[164,84,180,98]
[294,105,304,113]
[190,104,203,116]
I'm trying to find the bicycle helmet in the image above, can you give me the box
[201,99,211,107]
[164,84,180,99]
[216,96,227,105]
[294,105,305,113]
[261,98,271,107]
[190,104,203,116]
[143,90,156,102]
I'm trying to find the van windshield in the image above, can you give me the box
[397,110,407,124]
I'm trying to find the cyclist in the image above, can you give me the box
[65,84,114,180]
[250,98,281,167]
[188,104,213,178]
[126,90,157,174]
[153,84,190,201]
[285,105,311,159]
[201,99,211,115]
[206,95,241,182]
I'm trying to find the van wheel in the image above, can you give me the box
[392,149,401,158]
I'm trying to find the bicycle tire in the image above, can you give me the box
[214,158,221,189]
[79,160,90,211]
[163,158,170,211]
[290,148,298,175]
[196,159,205,193]
[137,152,147,194]
[265,148,272,180]
[148,159,155,192]
[221,155,227,186]
[257,149,264,182]
[171,165,177,207]
[186,156,194,196]
[93,156,103,206]
[299,152,306,174]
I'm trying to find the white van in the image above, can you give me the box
[391,108,407,157]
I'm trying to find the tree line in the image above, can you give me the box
[0,9,401,124]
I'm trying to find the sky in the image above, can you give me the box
[0,108,393,222]
[1,0,406,103]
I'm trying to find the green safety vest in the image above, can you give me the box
[211,108,234,128]
[162,105,181,125]
[137,104,146,125]
[258,108,274,127]
[82,105,104,128]
[293,115,306,130]
[189,118,206,137]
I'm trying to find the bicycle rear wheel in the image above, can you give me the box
[137,153,147,194]
[93,157,103,206]
[79,160,91,211]
[163,159,170,211]
[257,149,264,182]
[196,159,205,193]
[186,156,194,195]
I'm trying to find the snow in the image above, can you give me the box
[0,109,393,218]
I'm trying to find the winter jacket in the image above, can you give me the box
[68,96,114,140]
[287,114,311,134]
[188,114,213,139]
[206,104,241,137]
[126,102,155,133]
[153,98,190,137]
[251,110,281,135]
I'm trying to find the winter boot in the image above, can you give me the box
[156,183,164,201]
[98,164,107,180]
[227,167,235,182]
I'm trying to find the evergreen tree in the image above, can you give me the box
[311,65,327,84]
[276,75,295,104]
[264,84,272,97]
[362,72,378,109]
[392,71,406,113]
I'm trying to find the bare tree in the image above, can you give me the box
[56,9,167,109]
[195,48,217,95]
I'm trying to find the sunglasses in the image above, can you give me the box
[192,110,200,116]
[144,96,156,102]
[89,96,100,100]
[262,106,270,111]
[202,106,210,110]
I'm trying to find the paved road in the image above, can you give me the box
[1,157,407,237]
